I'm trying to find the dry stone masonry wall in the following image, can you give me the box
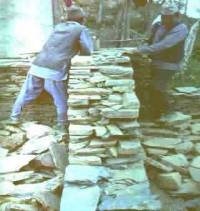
[0,66,56,124]
[60,50,161,211]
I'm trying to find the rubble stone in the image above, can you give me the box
[118,140,142,155]
[189,156,200,182]
[60,185,101,211]
[191,123,200,135]
[159,112,192,125]
[0,147,9,157]
[69,125,94,136]
[69,155,102,165]
[194,143,200,154]
[161,154,189,168]
[20,135,57,154]
[99,183,161,211]
[174,141,194,154]
[22,123,53,139]
[157,172,182,190]
[64,165,110,185]
[143,137,182,149]
[0,155,35,173]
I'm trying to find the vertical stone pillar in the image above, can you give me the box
[60,50,161,211]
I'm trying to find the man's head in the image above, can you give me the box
[67,6,86,23]
[160,4,180,29]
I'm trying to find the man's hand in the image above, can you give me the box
[121,47,141,56]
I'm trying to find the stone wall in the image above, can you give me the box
[131,64,200,210]
[0,66,56,124]
[60,50,161,211]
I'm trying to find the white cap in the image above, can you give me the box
[67,6,86,20]
[161,4,179,15]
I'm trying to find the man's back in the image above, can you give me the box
[33,21,85,71]
[30,21,93,81]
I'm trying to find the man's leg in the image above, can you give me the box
[44,79,68,127]
[11,74,44,120]
[150,68,175,118]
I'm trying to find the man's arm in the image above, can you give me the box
[138,24,188,54]
[79,28,93,55]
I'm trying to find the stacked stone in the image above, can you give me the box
[0,121,66,210]
[0,66,56,124]
[61,50,161,211]
[171,87,200,118]
[141,112,200,210]
[68,51,143,166]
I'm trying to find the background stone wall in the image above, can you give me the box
[0,66,56,124]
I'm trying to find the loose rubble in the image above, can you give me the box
[0,122,67,210]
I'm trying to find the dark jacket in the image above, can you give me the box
[139,22,188,70]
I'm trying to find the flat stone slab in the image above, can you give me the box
[71,56,93,66]
[159,112,192,125]
[13,176,63,195]
[0,133,26,150]
[0,181,15,195]
[175,141,194,154]
[101,108,139,119]
[105,79,134,87]
[157,172,182,190]
[73,147,106,156]
[0,203,38,211]
[171,179,200,196]
[175,86,199,94]
[195,143,200,154]
[143,137,182,149]
[69,88,112,95]
[105,154,145,166]
[0,171,35,182]
[64,165,110,185]
[60,185,101,211]
[69,125,94,136]
[49,143,68,172]
[89,139,117,148]
[191,123,200,135]
[20,135,57,154]
[0,147,9,157]
[94,126,108,137]
[99,183,161,211]
[110,162,148,183]
[118,140,142,155]
[0,155,35,173]
[22,123,53,139]
[34,152,55,168]
[33,191,60,211]
[161,154,189,168]
[69,155,102,165]
[189,156,200,182]
[98,66,132,77]
[107,125,123,136]
[123,93,140,109]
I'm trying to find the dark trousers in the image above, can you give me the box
[149,68,175,118]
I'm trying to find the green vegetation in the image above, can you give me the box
[172,29,200,88]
